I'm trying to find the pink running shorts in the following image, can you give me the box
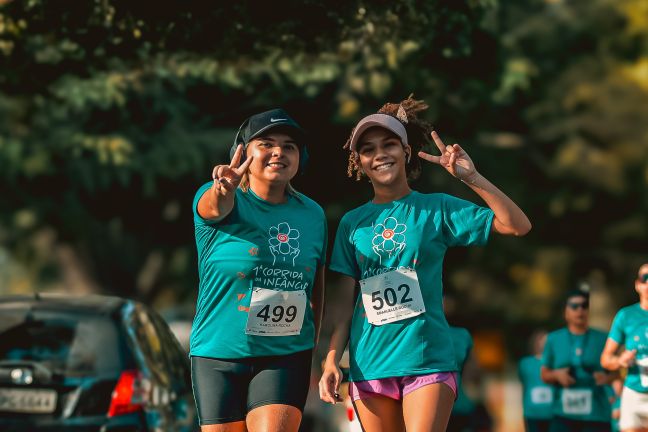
[349,372,457,401]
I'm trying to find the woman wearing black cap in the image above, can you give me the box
[190,109,327,432]
[319,96,531,431]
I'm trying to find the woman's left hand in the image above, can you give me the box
[418,131,477,183]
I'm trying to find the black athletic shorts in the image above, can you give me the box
[191,349,312,425]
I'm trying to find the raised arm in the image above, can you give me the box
[197,144,253,222]
[418,131,531,236]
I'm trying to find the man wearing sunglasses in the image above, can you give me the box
[601,264,648,432]
[541,289,615,432]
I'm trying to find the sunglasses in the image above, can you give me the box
[639,274,648,284]
[567,301,589,310]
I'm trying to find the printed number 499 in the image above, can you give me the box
[371,284,413,311]
[256,305,297,322]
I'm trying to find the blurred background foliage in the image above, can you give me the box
[0,0,647,361]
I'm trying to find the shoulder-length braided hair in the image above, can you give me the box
[343,95,433,181]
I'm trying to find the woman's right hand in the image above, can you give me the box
[211,144,253,195]
[319,361,342,404]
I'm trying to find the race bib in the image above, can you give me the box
[360,268,425,326]
[245,288,306,336]
[637,357,648,387]
[561,388,592,415]
[531,386,553,404]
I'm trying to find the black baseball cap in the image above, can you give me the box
[230,108,306,160]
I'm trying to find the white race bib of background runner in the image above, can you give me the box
[531,386,553,404]
[360,268,425,326]
[245,288,306,336]
[562,388,592,415]
[637,357,648,387]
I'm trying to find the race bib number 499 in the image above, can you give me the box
[245,288,306,336]
[360,268,425,326]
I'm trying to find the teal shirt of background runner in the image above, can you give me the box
[449,326,477,416]
[190,183,327,359]
[608,303,648,393]
[518,355,554,420]
[330,191,494,381]
[542,327,611,422]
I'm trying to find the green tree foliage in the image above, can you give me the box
[0,0,646,345]
[487,0,648,334]
[0,0,492,302]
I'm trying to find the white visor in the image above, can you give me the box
[349,113,408,151]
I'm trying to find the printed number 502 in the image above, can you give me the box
[371,284,413,310]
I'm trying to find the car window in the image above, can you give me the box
[0,309,126,375]
[123,305,170,385]
[150,313,189,387]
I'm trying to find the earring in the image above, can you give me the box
[406,152,411,163]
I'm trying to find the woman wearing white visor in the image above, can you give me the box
[319,96,531,431]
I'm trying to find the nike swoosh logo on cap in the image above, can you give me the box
[270,118,287,122]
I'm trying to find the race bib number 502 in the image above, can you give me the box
[360,268,425,326]
[245,288,306,336]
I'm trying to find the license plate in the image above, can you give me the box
[0,388,57,414]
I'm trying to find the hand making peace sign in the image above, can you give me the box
[418,131,478,183]
[211,144,254,195]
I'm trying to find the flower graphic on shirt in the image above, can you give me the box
[268,222,300,265]
[372,217,407,264]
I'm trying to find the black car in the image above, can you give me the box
[0,293,197,431]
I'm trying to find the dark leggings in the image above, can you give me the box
[191,349,311,425]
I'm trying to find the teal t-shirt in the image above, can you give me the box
[190,183,327,358]
[449,326,477,416]
[608,303,648,393]
[542,327,611,422]
[330,191,494,381]
[518,355,554,420]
